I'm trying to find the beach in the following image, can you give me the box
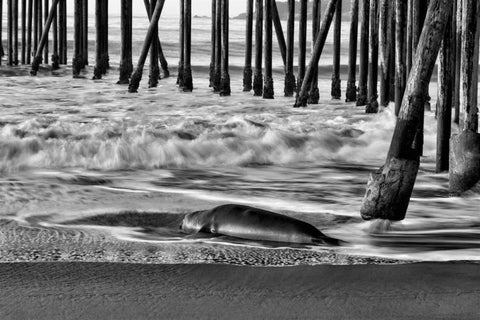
[1,262,479,319]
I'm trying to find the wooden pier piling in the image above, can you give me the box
[345,0,359,102]
[51,1,59,69]
[27,0,33,64]
[149,0,160,88]
[93,0,108,79]
[284,0,296,97]
[308,0,321,104]
[296,0,307,94]
[183,0,193,92]
[394,0,406,115]
[118,0,133,84]
[219,0,230,96]
[378,0,391,107]
[453,0,462,124]
[356,0,369,106]
[128,0,165,93]
[44,0,49,64]
[263,0,274,99]
[177,0,185,87]
[81,0,87,66]
[253,0,263,96]
[13,0,19,65]
[58,0,66,64]
[213,0,222,92]
[331,0,342,100]
[72,0,82,76]
[0,0,3,62]
[7,0,13,65]
[210,0,217,88]
[366,0,379,113]
[361,0,452,220]
[272,0,287,67]
[243,0,253,92]
[294,0,339,108]
[21,0,26,64]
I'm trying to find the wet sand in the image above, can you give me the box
[1,262,479,319]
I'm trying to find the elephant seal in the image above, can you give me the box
[181,204,341,245]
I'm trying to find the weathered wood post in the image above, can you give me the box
[102,0,109,69]
[284,0,296,96]
[177,0,185,87]
[210,0,217,87]
[149,0,160,88]
[345,0,359,102]
[243,0,253,92]
[331,0,342,99]
[213,0,222,92]
[37,0,42,54]
[394,0,406,115]
[294,0,339,108]
[118,0,133,84]
[219,0,230,96]
[406,0,413,74]
[44,0,49,64]
[356,0,369,106]
[81,0,87,66]
[436,1,454,173]
[33,0,38,55]
[128,0,165,93]
[272,0,287,67]
[449,0,480,193]
[30,0,59,75]
[7,0,13,65]
[296,0,307,94]
[26,0,33,64]
[378,0,391,107]
[58,0,66,64]
[183,0,193,92]
[93,0,107,79]
[13,0,19,65]
[360,0,452,221]
[0,0,4,61]
[263,0,274,99]
[72,0,82,76]
[51,1,59,69]
[308,0,321,104]
[453,1,462,125]
[365,0,379,113]
[21,0,26,64]
[253,0,263,96]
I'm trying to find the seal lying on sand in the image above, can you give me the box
[181,204,341,245]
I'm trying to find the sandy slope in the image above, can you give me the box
[1,262,479,320]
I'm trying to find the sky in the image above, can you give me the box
[66,1,247,18]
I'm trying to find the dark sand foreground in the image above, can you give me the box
[1,262,479,319]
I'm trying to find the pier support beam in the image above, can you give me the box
[243,0,253,92]
[21,0,26,64]
[378,0,392,107]
[345,0,359,102]
[219,0,230,95]
[58,0,66,64]
[213,0,221,92]
[284,0,296,97]
[366,0,379,113]
[51,1,59,69]
[356,0,369,106]
[7,0,13,65]
[308,0,320,104]
[296,0,307,95]
[360,0,452,221]
[14,0,19,65]
[128,0,165,93]
[294,0,338,108]
[177,0,185,87]
[149,0,160,88]
[210,0,217,87]
[118,0,133,84]
[331,0,342,99]
[93,0,109,79]
[0,0,3,61]
[394,0,406,115]
[72,0,83,76]
[453,1,462,125]
[183,0,193,91]
[80,0,87,66]
[253,0,263,96]
[31,0,59,75]
[449,0,480,193]
[272,0,286,68]
[44,0,50,64]
[263,0,274,99]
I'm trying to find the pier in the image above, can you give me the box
[1,0,479,221]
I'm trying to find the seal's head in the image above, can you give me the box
[180,210,207,233]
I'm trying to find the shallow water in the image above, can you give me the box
[1,16,480,264]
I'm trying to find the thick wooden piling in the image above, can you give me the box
[294,0,339,108]
[356,0,369,106]
[436,3,454,173]
[81,0,87,66]
[128,0,165,93]
[219,0,230,96]
[360,0,452,220]
[331,0,342,99]
[21,0,26,64]
[33,0,38,54]
[93,0,105,79]
[345,0,359,102]
[58,0,66,64]
[51,1,59,69]
[149,0,160,88]
[263,0,274,99]
[177,0,185,87]
[453,1,462,124]
[378,0,391,107]
[243,0,253,92]
[13,0,19,65]
[365,0,379,113]
[213,0,222,92]
[30,0,59,75]
[210,0,217,88]
[7,0,13,65]
[253,0,263,96]
[44,0,49,64]
[406,0,413,73]
[284,0,296,97]
[72,0,83,76]
[183,0,193,92]
[37,0,42,58]
[308,0,321,104]
[394,0,406,115]
[271,0,286,67]
[0,0,3,61]
[296,0,307,93]
[118,0,133,84]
